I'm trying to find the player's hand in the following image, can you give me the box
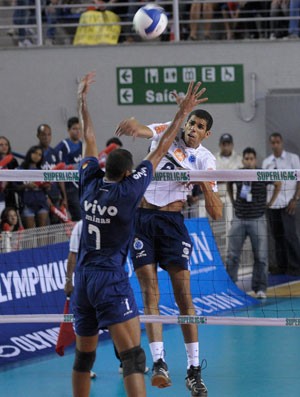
[178,81,208,116]
[286,198,297,215]
[64,281,74,296]
[78,71,96,101]
[171,90,185,106]
[115,117,141,138]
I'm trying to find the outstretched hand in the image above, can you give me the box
[115,117,141,138]
[176,81,208,116]
[78,71,96,101]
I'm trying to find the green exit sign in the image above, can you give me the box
[117,65,244,105]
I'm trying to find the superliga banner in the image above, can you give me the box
[0,218,256,367]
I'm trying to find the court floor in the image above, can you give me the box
[1,298,300,397]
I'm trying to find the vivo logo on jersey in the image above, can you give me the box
[84,200,118,216]
[133,167,148,180]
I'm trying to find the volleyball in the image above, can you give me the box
[133,4,168,40]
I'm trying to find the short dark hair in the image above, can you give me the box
[106,137,123,147]
[187,109,213,131]
[105,149,133,180]
[67,117,79,129]
[37,124,51,135]
[243,147,256,157]
[269,132,282,141]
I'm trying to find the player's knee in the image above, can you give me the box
[73,348,96,373]
[119,346,146,378]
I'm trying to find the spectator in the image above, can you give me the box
[226,147,281,299]
[269,0,289,39]
[287,0,300,38]
[44,0,65,45]
[73,0,125,45]
[237,1,270,39]
[262,132,300,276]
[215,133,243,172]
[106,136,123,148]
[0,136,19,214]
[13,0,36,47]
[37,123,68,224]
[55,117,82,221]
[0,206,24,252]
[220,2,241,40]
[214,133,243,221]
[44,0,86,45]
[0,206,23,232]
[189,1,215,40]
[15,145,50,229]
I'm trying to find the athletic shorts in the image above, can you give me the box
[73,267,139,337]
[22,204,48,217]
[131,208,193,271]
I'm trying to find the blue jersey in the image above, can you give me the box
[41,147,59,169]
[77,157,153,271]
[54,138,82,165]
[41,147,61,199]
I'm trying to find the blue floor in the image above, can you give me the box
[1,299,300,397]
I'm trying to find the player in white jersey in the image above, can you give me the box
[72,72,208,397]
[115,110,223,397]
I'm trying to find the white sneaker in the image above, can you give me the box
[18,39,33,47]
[256,290,267,299]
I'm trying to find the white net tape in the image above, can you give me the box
[0,169,299,182]
[0,314,300,327]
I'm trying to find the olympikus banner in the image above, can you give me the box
[0,219,256,366]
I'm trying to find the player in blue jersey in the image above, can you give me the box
[71,71,208,397]
[115,109,223,397]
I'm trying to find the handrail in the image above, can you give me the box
[0,0,299,46]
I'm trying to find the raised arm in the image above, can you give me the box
[77,71,98,158]
[115,117,153,139]
[145,81,208,171]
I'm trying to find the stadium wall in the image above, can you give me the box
[0,40,299,163]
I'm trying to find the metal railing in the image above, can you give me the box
[0,1,299,47]
[0,222,74,252]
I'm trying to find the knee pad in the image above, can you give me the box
[73,349,96,373]
[119,346,146,378]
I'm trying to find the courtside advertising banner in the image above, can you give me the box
[0,219,256,366]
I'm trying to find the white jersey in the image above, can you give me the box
[145,122,217,207]
[262,150,300,208]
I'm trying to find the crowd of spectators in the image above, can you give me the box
[5,0,300,47]
[0,119,126,234]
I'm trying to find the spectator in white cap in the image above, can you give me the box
[215,133,243,171]
[214,133,243,223]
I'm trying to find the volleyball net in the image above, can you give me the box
[0,168,300,362]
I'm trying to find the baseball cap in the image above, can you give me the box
[219,133,233,144]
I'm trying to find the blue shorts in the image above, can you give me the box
[73,267,139,337]
[131,208,193,271]
[22,205,48,217]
